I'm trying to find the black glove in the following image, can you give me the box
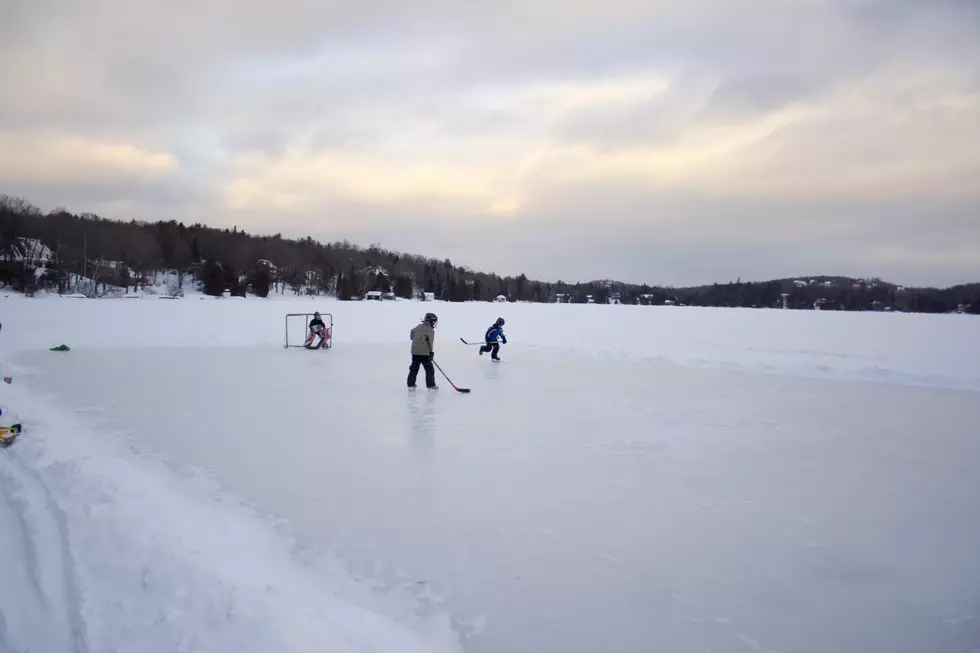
[429,351,435,359]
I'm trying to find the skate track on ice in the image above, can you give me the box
[2,296,979,653]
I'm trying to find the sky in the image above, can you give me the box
[1,0,978,287]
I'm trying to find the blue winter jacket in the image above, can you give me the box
[485,325,507,344]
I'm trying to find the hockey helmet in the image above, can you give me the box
[424,312,438,327]
[314,311,320,318]
[495,317,505,326]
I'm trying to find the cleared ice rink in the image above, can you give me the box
[3,296,979,653]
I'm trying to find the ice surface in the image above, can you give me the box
[0,359,462,653]
[2,296,978,390]
[2,297,980,653]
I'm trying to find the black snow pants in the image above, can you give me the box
[408,354,436,388]
[480,341,500,359]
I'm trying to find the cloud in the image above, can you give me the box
[0,133,178,186]
[220,62,979,220]
[223,150,523,216]
[1,0,978,286]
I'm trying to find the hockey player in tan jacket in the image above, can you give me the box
[408,313,438,389]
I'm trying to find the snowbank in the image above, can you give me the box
[0,368,461,653]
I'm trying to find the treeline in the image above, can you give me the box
[1,194,978,313]
[672,277,980,314]
[0,194,550,301]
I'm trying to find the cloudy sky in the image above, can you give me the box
[1,0,978,286]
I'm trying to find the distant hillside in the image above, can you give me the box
[2,193,978,314]
[665,277,980,313]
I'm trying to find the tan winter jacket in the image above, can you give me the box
[410,322,435,356]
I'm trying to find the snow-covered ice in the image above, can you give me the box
[1,297,979,653]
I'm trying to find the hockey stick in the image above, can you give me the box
[461,337,506,345]
[431,360,471,393]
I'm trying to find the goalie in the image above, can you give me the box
[304,312,330,349]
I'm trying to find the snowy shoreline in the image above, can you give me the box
[2,299,979,652]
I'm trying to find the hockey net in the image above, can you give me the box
[284,312,333,349]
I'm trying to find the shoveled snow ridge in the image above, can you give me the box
[0,379,462,653]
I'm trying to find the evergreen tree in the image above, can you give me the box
[199,261,226,296]
[337,272,357,301]
[516,273,528,300]
[227,267,247,297]
[248,263,274,298]
[394,274,414,299]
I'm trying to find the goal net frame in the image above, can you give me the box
[284,312,333,349]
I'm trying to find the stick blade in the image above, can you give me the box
[455,387,471,394]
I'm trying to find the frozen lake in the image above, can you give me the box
[10,322,980,653]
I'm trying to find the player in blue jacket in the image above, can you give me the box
[479,317,507,361]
